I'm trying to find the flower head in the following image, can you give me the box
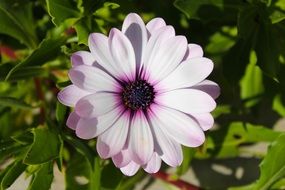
[58,13,220,176]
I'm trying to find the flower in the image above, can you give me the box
[58,13,220,176]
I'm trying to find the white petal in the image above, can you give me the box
[112,149,131,168]
[150,105,205,147]
[75,107,124,139]
[191,80,220,99]
[156,57,213,91]
[146,18,166,35]
[129,111,154,165]
[144,35,188,82]
[122,13,147,71]
[148,109,183,166]
[71,51,95,67]
[66,111,80,130]
[57,85,90,107]
[69,65,119,92]
[142,152,161,173]
[120,161,140,176]
[88,33,121,78]
[75,92,120,118]
[156,89,216,114]
[142,26,175,78]
[183,44,204,60]
[97,113,130,158]
[109,28,136,81]
[191,113,214,131]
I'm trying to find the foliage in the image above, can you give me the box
[0,0,285,189]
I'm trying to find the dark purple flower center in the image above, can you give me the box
[121,80,155,111]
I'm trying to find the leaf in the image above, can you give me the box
[174,0,240,21]
[6,66,49,81]
[222,39,252,83]
[65,153,96,190]
[254,20,280,78]
[5,37,66,81]
[74,17,101,45]
[176,147,196,176]
[0,160,27,190]
[56,101,67,124]
[27,162,54,190]
[0,0,38,48]
[0,97,33,109]
[273,94,285,117]
[101,162,122,190]
[46,0,81,26]
[202,122,282,158]
[254,134,285,189]
[24,127,61,164]
[239,51,264,107]
[231,134,285,190]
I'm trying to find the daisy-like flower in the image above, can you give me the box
[58,13,220,176]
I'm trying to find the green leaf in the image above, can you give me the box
[231,134,285,190]
[255,20,280,78]
[5,37,66,81]
[240,51,264,107]
[56,101,67,124]
[0,97,33,109]
[174,0,240,21]
[6,66,49,81]
[1,160,27,190]
[101,162,122,190]
[27,162,54,190]
[74,17,101,45]
[24,127,61,164]
[46,0,81,26]
[202,122,282,158]
[0,0,38,48]
[176,147,196,176]
[273,94,285,117]
[254,133,285,189]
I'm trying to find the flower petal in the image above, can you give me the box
[150,105,205,147]
[156,89,216,114]
[149,109,183,166]
[112,149,131,168]
[183,44,203,60]
[191,113,214,131]
[75,92,120,118]
[146,17,166,35]
[156,57,213,91]
[145,35,188,82]
[142,25,175,78]
[142,152,161,173]
[109,28,136,81]
[57,85,90,107]
[69,65,119,92]
[75,107,124,139]
[97,113,130,158]
[66,111,80,130]
[191,80,220,99]
[120,161,140,176]
[88,33,121,78]
[122,13,147,71]
[129,111,154,165]
[71,51,95,67]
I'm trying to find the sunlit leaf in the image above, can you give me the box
[46,0,81,26]
[27,162,54,190]
[5,37,66,80]
[24,126,61,164]
[0,160,27,190]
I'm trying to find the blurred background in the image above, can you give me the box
[1,0,285,189]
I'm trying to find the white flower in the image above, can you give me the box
[58,13,220,176]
